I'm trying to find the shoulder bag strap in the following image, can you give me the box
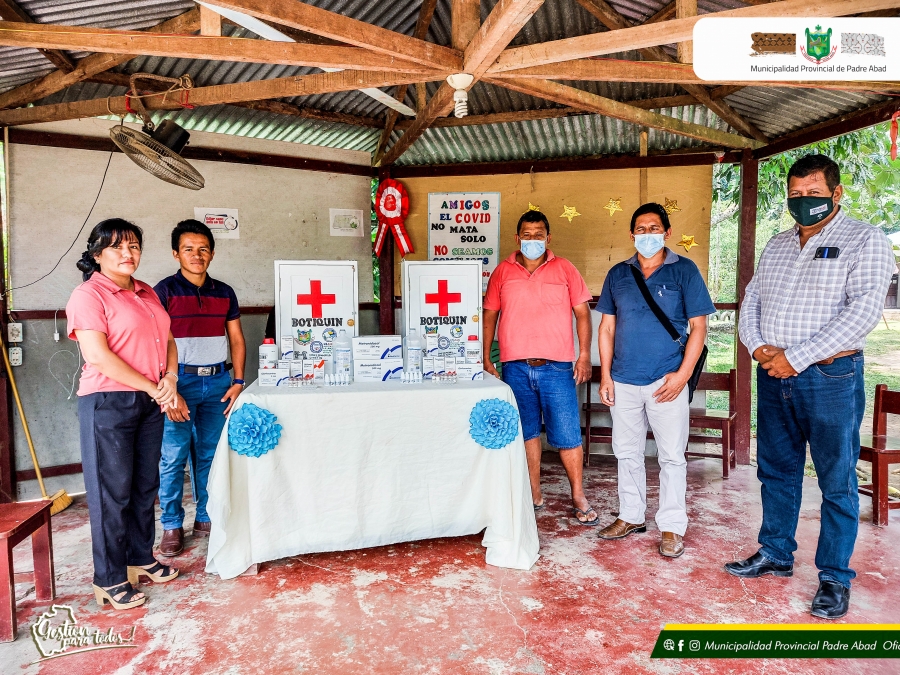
[628,264,683,345]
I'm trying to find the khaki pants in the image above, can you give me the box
[609,377,689,536]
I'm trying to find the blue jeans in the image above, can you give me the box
[755,353,865,588]
[501,360,582,449]
[159,368,231,530]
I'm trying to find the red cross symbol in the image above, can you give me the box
[296,280,336,319]
[424,280,461,317]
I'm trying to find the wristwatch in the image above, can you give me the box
[232,379,246,387]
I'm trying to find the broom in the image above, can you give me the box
[0,332,73,514]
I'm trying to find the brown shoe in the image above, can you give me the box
[159,527,184,557]
[597,518,646,540]
[659,532,685,558]
[193,520,212,537]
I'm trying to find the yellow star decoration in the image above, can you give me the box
[676,234,698,252]
[663,198,681,215]
[528,202,541,211]
[603,197,623,217]
[560,205,581,222]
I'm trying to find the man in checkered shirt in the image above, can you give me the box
[726,154,894,620]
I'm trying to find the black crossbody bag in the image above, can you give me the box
[629,265,707,403]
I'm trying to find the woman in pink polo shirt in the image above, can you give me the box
[66,219,180,610]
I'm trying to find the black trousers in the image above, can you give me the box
[79,391,164,587]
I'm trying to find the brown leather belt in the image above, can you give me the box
[815,350,860,365]
[523,358,548,367]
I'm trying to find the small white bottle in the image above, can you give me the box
[465,335,482,364]
[259,338,278,368]
[333,329,353,379]
[403,329,424,374]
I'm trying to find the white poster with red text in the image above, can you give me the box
[427,192,499,293]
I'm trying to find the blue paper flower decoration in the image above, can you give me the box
[469,398,520,450]
[228,403,282,458]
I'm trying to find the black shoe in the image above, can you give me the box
[811,581,850,619]
[724,552,793,578]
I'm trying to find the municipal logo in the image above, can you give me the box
[322,328,336,342]
[310,340,324,354]
[802,25,836,64]
[450,325,463,338]
[424,325,439,335]
[296,329,312,345]
[438,336,451,350]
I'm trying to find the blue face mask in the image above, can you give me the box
[520,239,546,260]
[634,233,665,258]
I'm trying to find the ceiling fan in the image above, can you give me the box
[195,1,416,117]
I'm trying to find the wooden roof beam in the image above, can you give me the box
[0,70,435,126]
[204,0,462,71]
[0,0,75,72]
[0,21,442,74]
[487,77,764,149]
[379,0,545,166]
[0,8,201,111]
[373,0,439,166]
[493,0,900,71]
[572,0,767,143]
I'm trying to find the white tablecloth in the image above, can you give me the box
[205,374,539,579]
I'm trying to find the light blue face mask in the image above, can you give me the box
[520,239,546,260]
[634,233,665,258]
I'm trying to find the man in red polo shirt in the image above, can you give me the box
[483,210,596,524]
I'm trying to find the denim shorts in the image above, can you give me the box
[501,360,582,449]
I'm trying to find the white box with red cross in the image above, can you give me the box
[274,260,359,364]
[401,260,482,359]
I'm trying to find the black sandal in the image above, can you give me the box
[128,561,179,585]
[93,581,146,610]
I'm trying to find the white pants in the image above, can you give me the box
[609,377,689,535]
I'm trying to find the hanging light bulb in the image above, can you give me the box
[446,73,475,118]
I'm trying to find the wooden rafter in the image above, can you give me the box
[571,0,767,143]
[204,0,462,71]
[492,58,900,93]
[0,0,75,72]
[380,0,545,166]
[486,77,764,149]
[0,9,201,111]
[493,0,900,71]
[0,70,435,126]
[83,71,382,129]
[199,5,223,37]
[373,0,439,166]
[0,21,443,74]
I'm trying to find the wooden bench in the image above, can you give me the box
[582,366,737,477]
[0,500,56,641]
[858,384,900,527]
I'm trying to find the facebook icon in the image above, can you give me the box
[677,640,684,652]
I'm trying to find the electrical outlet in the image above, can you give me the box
[7,322,23,343]
[8,346,22,366]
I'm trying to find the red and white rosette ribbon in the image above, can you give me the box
[374,178,414,257]
[890,110,900,162]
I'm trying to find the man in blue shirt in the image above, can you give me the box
[595,203,715,558]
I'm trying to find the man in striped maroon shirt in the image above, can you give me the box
[154,220,246,557]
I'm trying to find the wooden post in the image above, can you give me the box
[451,0,481,51]
[378,168,395,335]
[676,0,697,64]
[734,149,758,465]
[0,137,14,503]
[639,130,648,203]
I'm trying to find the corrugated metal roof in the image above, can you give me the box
[0,0,891,166]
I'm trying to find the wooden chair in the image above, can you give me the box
[0,500,56,641]
[583,367,738,477]
[858,384,900,526]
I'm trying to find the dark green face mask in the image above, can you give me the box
[787,195,834,227]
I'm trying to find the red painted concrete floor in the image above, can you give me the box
[2,454,899,674]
